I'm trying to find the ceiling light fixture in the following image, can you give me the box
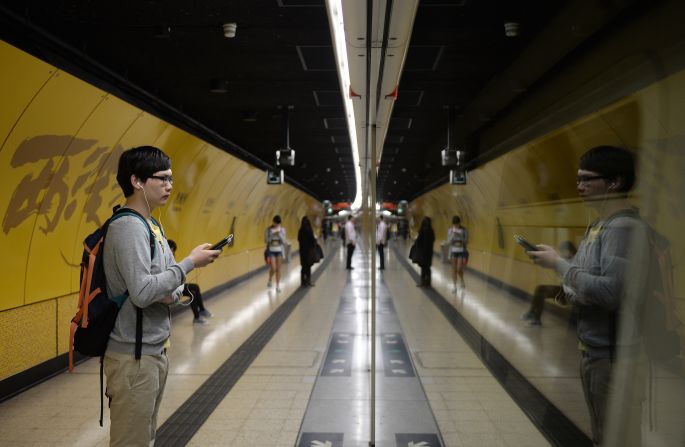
[209,78,229,93]
[223,23,237,38]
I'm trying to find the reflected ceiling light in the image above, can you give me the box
[223,22,237,38]
[209,78,229,93]
[325,0,362,210]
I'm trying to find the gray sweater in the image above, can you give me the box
[103,214,195,356]
[557,211,648,358]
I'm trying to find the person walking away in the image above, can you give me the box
[265,215,287,292]
[377,215,388,269]
[447,216,469,291]
[298,216,317,286]
[345,215,356,269]
[103,146,219,446]
[521,241,576,326]
[528,146,648,446]
[415,217,435,286]
[167,240,213,325]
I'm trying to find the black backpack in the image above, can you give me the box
[603,210,682,363]
[68,206,156,425]
[641,226,681,362]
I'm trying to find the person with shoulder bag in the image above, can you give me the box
[298,216,318,286]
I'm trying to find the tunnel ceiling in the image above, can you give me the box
[0,0,645,202]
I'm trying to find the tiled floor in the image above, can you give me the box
[390,243,592,438]
[382,252,553,447]
[1,239,593,447]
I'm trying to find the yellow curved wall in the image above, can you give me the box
[0,41,321,380]
[411,69,685,316]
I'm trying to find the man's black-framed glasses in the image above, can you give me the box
[149,175,174,185]
[575,175,607,185]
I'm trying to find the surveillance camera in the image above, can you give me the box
[266,169,284,185]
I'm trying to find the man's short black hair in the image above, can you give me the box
[579,145,635,193]
[452,215,461,225]
[117,146,172,197]
[273,215,282,224]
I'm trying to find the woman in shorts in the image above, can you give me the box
[448,215,469,292]
[265,215,287,292]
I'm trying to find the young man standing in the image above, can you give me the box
[103,146,220,446]
[344,214,356,269]
[529,146,648,446]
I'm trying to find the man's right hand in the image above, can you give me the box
[528,244,561,269]
[189,243,221,267]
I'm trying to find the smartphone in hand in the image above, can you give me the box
[211,234,234,250]
[514,234,537,252]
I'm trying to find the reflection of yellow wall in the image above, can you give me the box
[0,41,321,380]
[412,69,685,318]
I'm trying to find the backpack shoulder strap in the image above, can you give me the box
[110,208,156,258]
[602,208,641,227]
[149,216,165,238]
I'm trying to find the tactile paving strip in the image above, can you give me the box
[155,246,338,446]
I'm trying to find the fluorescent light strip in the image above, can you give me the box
[326,0,363,210]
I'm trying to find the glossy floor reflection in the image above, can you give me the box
[1,238,605,447]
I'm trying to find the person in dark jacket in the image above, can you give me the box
[413,217,435,286]
[297,216,317,286]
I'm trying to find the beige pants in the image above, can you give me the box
[104,350,169,447]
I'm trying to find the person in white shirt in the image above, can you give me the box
[344,215,356,269]
[265,215,287,292]
[376,215,388,269]
[447,215,469,291]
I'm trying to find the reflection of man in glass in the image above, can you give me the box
[528,146,647,446]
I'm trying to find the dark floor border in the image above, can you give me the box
[0,350,88,403]
[155,246,337,447]
[0,251,299,404]
[395,246,592,447]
